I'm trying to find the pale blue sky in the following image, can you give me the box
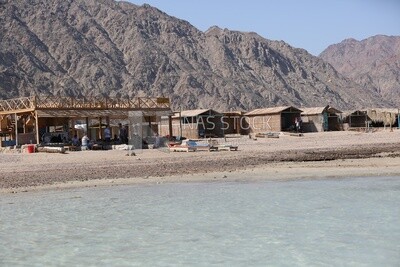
[126,0,400,56]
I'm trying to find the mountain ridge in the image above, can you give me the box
[0,0,395,111]
[320,35,400,105]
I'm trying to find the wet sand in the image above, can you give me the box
[1,130,400,193]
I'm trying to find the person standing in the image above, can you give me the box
[104,125,111,143]
[118,123,128,144]
[81,134,90,150]
[123,125,129,144]
[71,134,80,146]
[295,117,302,133]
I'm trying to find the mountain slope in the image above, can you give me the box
[0,0,392,110]
[320,35,400,105]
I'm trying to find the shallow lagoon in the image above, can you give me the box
[1,176,399,266]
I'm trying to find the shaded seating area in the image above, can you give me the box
[0,95,172,150]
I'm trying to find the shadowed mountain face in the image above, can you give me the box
[0,0,393,110]
[320,35,400,106]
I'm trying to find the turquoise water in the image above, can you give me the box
[1,177,399,266]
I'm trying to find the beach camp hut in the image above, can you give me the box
[300,106,342,132]
[244,106,302,133]
[342,110,370,129]
[159,109,224,139]
[222,111,248,135]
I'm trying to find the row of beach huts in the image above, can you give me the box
[159,105,400,139]
[0,95,399,147]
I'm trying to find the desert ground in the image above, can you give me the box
[1,130,400,193]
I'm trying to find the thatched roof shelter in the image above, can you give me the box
[366,108,399,126]
[341,108,399,128]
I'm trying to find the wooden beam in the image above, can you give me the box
[0,108,36,116]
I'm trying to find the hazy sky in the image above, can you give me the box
[127,0,400,56]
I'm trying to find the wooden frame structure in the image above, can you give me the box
[0,95,172,146]
[0,95,170,113]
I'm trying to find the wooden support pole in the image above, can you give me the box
[35,111,39,144]
[0,115,3,147]
[85,117,89,139]
[70,118,75,137]
[22,116,26,134]
[14,113,18,146]
[168,115,173,138]
[179,109,182,137]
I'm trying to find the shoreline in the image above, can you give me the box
[2,156,400,194]
[1,130,400,194]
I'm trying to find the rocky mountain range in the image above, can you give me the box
[0,0,397,111]
[320,35,400,106]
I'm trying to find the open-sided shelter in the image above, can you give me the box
[0,95,172,147]
[300,106,342,132]
[244,106,302,133]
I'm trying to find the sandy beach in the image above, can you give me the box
[1,130,400,193]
